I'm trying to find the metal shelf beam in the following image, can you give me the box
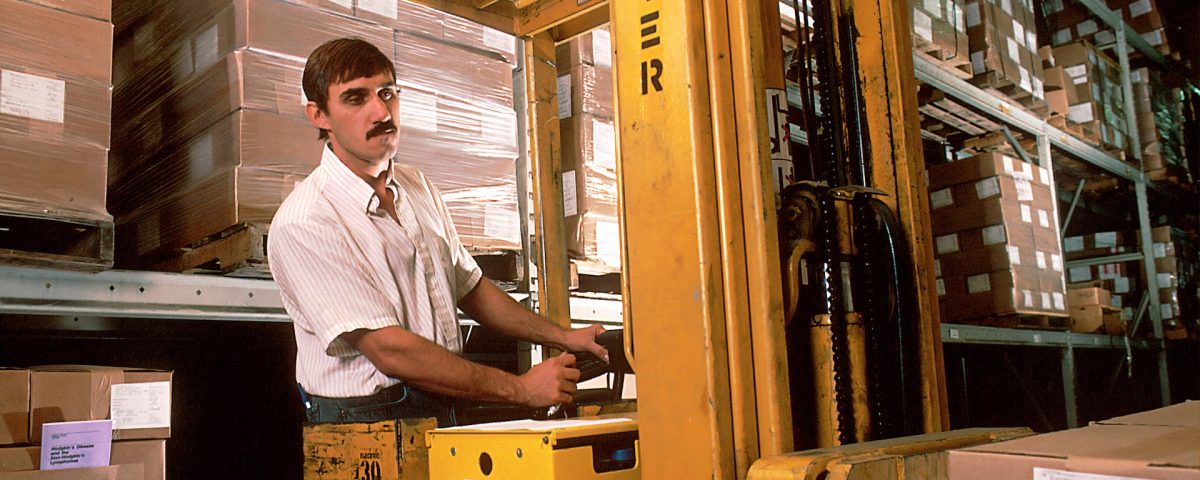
[941,323,1160,350]
[1064,252,1145,269]
[1074,0,1166,66]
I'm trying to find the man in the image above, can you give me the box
[270,37,607,426]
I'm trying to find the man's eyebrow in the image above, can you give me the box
[339,87,370,100]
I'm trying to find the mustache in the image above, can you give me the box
[366,121,398,139]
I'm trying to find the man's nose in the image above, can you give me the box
[367,94,392,123]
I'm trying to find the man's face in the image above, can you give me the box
[308,71,400,167]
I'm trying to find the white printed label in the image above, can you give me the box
[1161,303,1174,320]
[1052,254,1063,272]
[936,234,960,254]
[1001,0,1012,15]
[483,28,516,56]
[924,0,942,18]
[330,0,351,7]
[967,274,991,294]
[1036,251,1047,269]
[1129,0,1152,18]
[1012,21,1025,46]
[110,382,171,430]
[0,70,65,123]
[1114,276,1130,294]
[1053,292,1065,310]
[1143,29,1165,46]
[1044,0,1063,13]
[1069,103,1094,123]
[1038,167,1050,186]
[971,51,985,75]
[1020,204,1033,224]
[974,178,1000,200]
[1052,29,1072,46]
[1153,243,1167,258]
[1041,292,1051,309]
[914,10,934,43]
[1008,245,1022,265]
[596,220,620,266]
[1007,38,1021,63]
[1002,155,1015,174]
[1157,273,1174,288]
[484,204,519,241]
[591,29,611,68]
[934,259,942,277]
[1038,209,1050,228]
[358,0,398,19]
[400,89,438,133]
[965,2,981,28]
[1026,30,1037,52]
[936,278,946,296]
[1112,295,1123,308]
[1094,231,1117,248]
[1024,290,1036,308]
[562,171,578,217]
[1094,30,1115,46]
[931,188,954,209]
[194,25,220,72]
[1020,161,1033,180]
[983,225,1007,246]
[1065,65,1087,79]
[482,108,517,149]
[1064,236,1084,252]
[592,119,616,168]
[1077,20,1098,37]
[1069,266,1092,282]
[1019,67,1032,93]
[556,74,572,119]
[1015,177,1034,201]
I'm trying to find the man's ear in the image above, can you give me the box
[305,101,329,130]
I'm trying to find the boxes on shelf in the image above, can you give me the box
[0,0,113,227]
[110,0,523,266]
[949,401,1200,479]
[28,366,172,444]
[1131,68,1190,180]
[1039,0,1173,55]
[1066,286,1122,334]
[910,0,969,65]
[557,31,619,272]
[1052,40,1130,156]
[0,369,29,446]
[964,0,1045,106]
[930,152,1067,323]
[0,439,164,480]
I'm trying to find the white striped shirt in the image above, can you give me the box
[269,146,482,397]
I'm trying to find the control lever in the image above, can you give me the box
[542,329,631,419]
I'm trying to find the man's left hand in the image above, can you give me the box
[561,324,609,363]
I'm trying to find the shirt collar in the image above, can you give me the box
[319,145,400,216]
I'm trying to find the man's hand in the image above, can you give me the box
[561,324,610,363]
[517,353,580,407]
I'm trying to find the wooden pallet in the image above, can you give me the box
[914,47,972,80]
[140,222,270,278]
[0,208,113,272]
[965,313,1071,331]
[970,70,1051,118]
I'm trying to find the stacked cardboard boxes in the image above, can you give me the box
[0,366,171,480]
[964,0,1045,105]
[930,152,1068,323]
[1131,68,1190,180]
[1066,286,1122,334]
[1052,40,1129,156]
[108,0,521,265]
[557,27,620,272]
[0,1,113,226]
[1040,0,1173,55]
[910,0,969,64]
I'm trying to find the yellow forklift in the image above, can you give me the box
[395,0,1031,478]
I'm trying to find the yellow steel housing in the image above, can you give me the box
[427,416,640,479]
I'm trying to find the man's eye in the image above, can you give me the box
[380,89,396,101]
[346,95,365,105]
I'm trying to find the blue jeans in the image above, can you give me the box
[302,383,457,427]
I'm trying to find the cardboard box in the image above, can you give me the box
[0,370,29,446]
[558,63,614,120]
[929,174,1053,211]
[304,419,435,480]
[931,198,1058,249]
[28,366,172,444]
[939,265,1066,322]
[964,0,1043,99]
[0,64,113,150]
[1068,304,1122,333]
[561,113,619,270]
[111,440,165,480]
[0,465,142,480]
[556,27,612,71]
[910,0,969,62]
[949,401,1200,479]
[1067,286,1112,307]
[0,446,37,472]
[0,0,113,86]
[0,131,109,221]
[928,152,1050,190]
[20,0,111,21]
[394,32,513,113]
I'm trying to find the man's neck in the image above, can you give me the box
[329,144,391,191]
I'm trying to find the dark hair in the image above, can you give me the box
[303,38,396,140]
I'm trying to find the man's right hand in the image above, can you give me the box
[518,353,580,407]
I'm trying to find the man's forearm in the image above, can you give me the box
[459,278,568,348]
[346,326,528,404]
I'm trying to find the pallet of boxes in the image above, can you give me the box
[556,27,621,288]
[1063,227,1193,339]
[0,366,172,480]
[964,0,1047,115]
[0,0,114,271]
[930,152,1069,328]
[108,0,522,279]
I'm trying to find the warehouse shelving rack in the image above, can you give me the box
[914,0,1195,427]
